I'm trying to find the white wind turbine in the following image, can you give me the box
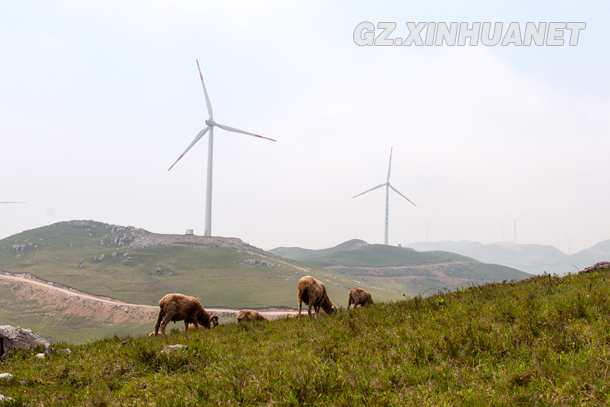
[168,60,276,237]
[419,219,432,243]
[505,214,526,244]
[353,148,416,245]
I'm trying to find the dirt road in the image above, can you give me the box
[0,271,301,322]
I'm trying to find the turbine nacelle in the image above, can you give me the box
[205,119,216,127]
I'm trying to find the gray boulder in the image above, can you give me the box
[0,325,54,357]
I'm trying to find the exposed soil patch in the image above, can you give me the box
[0,271,301,325]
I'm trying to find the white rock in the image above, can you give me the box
[161,344,187,353]
[0,373,13,381]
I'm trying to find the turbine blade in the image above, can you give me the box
[353,183,385,198]
[215,122,276,142]
[168,127,209,171]
[196,60,213,120]
[387,147,393,183]
[389,184,416,206]
[0,202,26,204]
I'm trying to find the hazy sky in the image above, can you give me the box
[1,1,608,253]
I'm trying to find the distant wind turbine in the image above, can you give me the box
[419,219,432,243]
[353,148,416,245]
[505,214,526,244]
[168,60,276,237]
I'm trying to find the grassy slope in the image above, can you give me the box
[272,241,529,279]
[269,239,367,261]
[306,244,530,279]
[0,223,401,308]
[306,244,472,267]
[0,222,407,343]
[1,269,609,405]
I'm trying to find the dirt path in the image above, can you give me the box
[324,262,462,270]
[0,271,301,322]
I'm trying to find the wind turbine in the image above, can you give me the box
[505,214,526,244]
[353,148,416,245]
[419,219,432,243]
[168,60,276,237]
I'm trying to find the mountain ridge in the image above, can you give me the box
[405,239,610,275]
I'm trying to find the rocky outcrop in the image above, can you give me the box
[0,325,54,357]
[244,259,281,268]
[579,261,610,274]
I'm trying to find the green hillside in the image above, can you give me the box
[272,241,530,297]
[1,267,608,405]
[0,222,530,343]
[270,239,368,261]
[0,221,401,309]
[306,244,475,267]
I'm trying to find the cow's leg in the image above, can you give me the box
[159,311,175,335]
[314,305,320,320]
[308,304,314,320]
[347,297,353,311]
[298,298,303,321]
[154,310,164,336]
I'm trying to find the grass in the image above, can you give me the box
[0,268,609,405]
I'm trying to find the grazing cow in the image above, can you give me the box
[297,276,338,321]
[237,309,267,323]
[154,293,213,336]
[347,288,374,310]
[187,314,219,331]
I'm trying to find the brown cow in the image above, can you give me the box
[347,288,374,310]
[187,314,219,331]
[297,276,338,321]
[237,310,267,323]
[154,293,214,335]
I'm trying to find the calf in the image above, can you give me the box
[237,310,267,323]
[347,288,374,310]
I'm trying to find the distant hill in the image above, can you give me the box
[270,239,368,261]
[406,240,610,275]
[270,240,530,296]
[0,221,403,308]
[0,221,401,342]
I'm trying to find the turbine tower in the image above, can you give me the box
[420,219,432,243]
[168,60,276,237]
[505,214,526,244]
[353,148,416,245]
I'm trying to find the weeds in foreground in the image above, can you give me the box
[1,270,610,405]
